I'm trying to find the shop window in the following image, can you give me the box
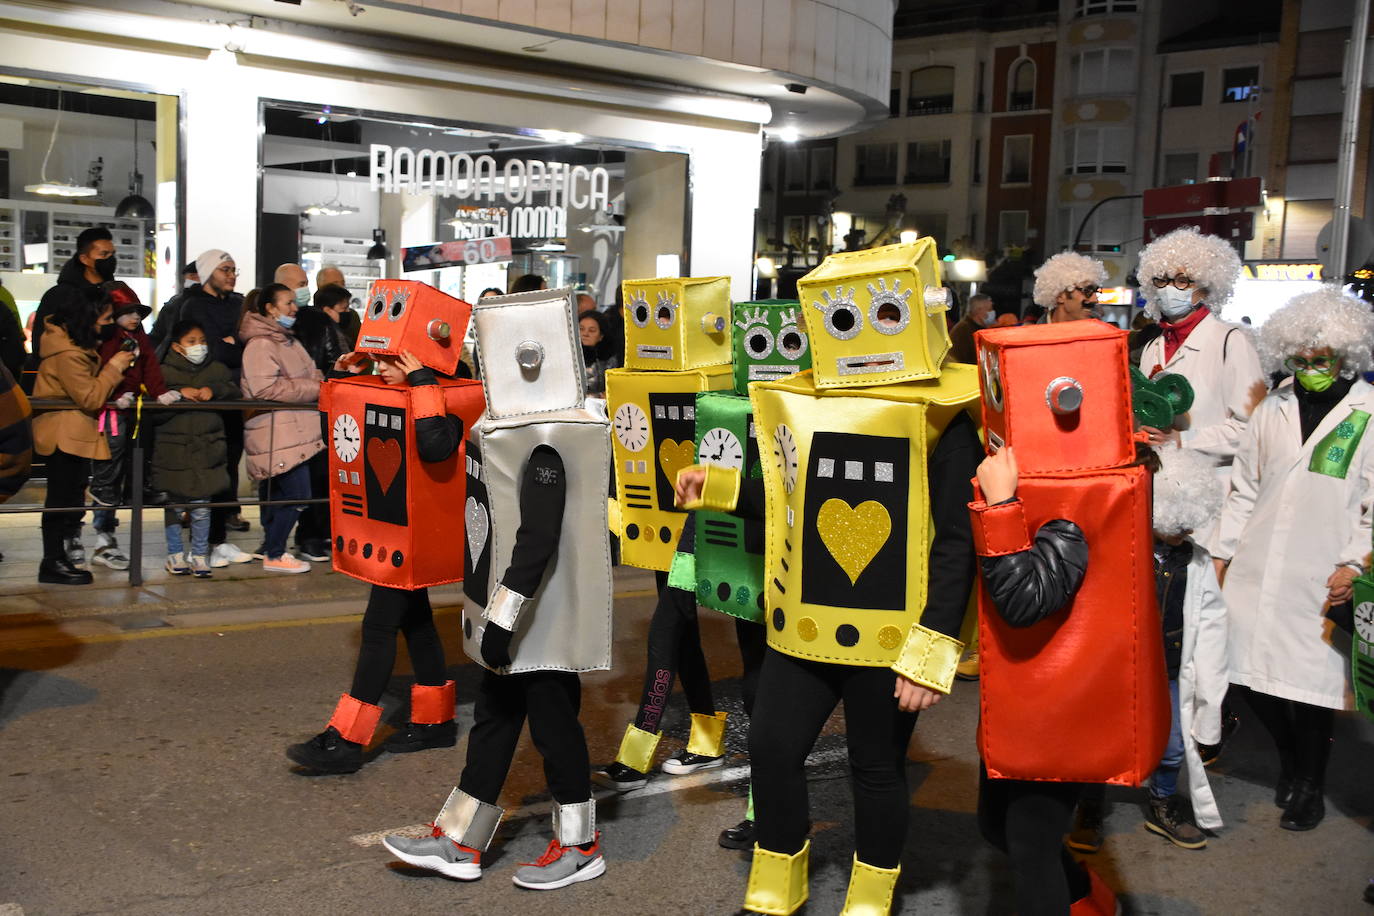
[1063,127,1130,175]
[908,66,955,116]
[1008,59,1036,111]
[1169,72,1204,107]
[784,147,807,193]
[906,139,952,184]
[854,143,899,186]
[809,147,835,192]
[1070,48,1136,95]
[890,71,901,118]
[1222,66,1260,103]
[1062,202,1129,253]
[1002,135,1032,185]
[1163,152,1198,186]
[999,210,1029,249]
[1075,0,1140,16]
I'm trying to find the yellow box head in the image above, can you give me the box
[797,240,952,389]
[622,277,732,371]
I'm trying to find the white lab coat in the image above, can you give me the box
[1173,541,1229,831]
[1210,379,1374,710]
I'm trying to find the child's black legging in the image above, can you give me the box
[1235,684,1334,787]
[348,584,447,704]
[632,571,716,733]
[977,766,1091,915]
[748,647,918,869]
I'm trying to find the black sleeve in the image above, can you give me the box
[408,368,464,463]
[918,410,982,638]
[0,306,24,379]
[735,476,766,520]
[980,518,1089,628]
[499,445,567,597]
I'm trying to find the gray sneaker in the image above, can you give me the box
[382,830,482,880]
[511,835,605,891]
[92,543,130,570]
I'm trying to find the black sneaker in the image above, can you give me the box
[286,726,363,774]
[592,762,648,792]
[1274,774,1295,808]
[383,720,458,754]
[38,557,93,586]
[296,541,331,562]
[660,749,724,775]
[1144,794,1207,849]
[1067,799,1105,853]
[718,818,755,850]
[1280,780,1325,831]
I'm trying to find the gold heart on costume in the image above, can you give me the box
[816,498,891,585]
[658,439,697,486]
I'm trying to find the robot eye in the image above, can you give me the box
[629,293,651,328]
[516,340,545,370]
[777,324,808,361]
[813,286,863,340]
[745,326,775,360]
[980,348,1004,411]
[1045,377,1083,415]
[367,293,387,321]
[388,292,408,321]
[654,292,679,329]
[866,278,913,336]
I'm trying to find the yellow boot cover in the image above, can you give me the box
[743,840,810,915]
[839,855,900,916]
[686,711,728,757]
[615,722,661,773]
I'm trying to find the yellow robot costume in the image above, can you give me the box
[686,241,982,915]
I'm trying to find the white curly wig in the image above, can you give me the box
[1152,444,1224,538]
[1136,227,1242,318]
[1032,252,1108,308]
[1257,285,1374,378]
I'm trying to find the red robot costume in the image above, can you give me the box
[286,280,484,774]
[969,320,1170,915]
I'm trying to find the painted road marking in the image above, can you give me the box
[349,744,849,848]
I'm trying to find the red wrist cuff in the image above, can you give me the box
[969,499,1031,556]
[410,384,444,420]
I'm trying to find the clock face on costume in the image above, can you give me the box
[772,423,799,493]
[1357,601,1374,641]
[614,403,650,452]
[700,427,744,470]
[332,413,361,463]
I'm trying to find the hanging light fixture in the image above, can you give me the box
[302,118,359,217]
[114,119,154,219]
[25,89,98,198]
[367,228,388,260]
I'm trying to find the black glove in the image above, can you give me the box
[480,623,513,669]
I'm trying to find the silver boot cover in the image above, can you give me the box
[552,799,596,846]
[434,786,504,851]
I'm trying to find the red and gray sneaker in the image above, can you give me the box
[511,833,606,890]
[382,826,483,880]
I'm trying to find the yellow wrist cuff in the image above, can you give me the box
[686,711,728,757]
[679,463,740,512]
[615,722,661,774]
[890,623,965,695]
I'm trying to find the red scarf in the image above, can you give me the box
[1159,306,1208,363]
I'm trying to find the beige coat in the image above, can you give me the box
[32,321,126,459]
[239,311,323,480]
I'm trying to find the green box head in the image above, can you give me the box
[732,299,812,395]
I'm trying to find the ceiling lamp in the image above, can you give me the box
[114,119,154,219]
[25,90,97,198]
[366,228,388,260]
[303,200,359,217]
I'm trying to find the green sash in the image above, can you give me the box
[1308,409,1371,479]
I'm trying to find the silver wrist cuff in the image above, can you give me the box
[434,787,504,852]
[482,584,529,631]
[552,799,596,846]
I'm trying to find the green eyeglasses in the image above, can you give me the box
[1284,355,1337,372]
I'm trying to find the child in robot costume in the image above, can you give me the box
[383,287,614,891]
[287,282,484,774]
[1211,286,1374,832]
[678,241,983,915]
[1031,251,1108,324]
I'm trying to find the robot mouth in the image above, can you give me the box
[636,345,674,360]
[837,352,904,375]
[359,335,393,350]
[748,364,795,380]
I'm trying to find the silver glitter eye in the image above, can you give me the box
[368,292,387,320]
[745,325,775,360]
[654,291,679,329]
[777,323,808,361]
[812,286,862,341]
[866,277,913,336]
[981,347,1004,411]
[388,288,410,322]
[628,291,651,328]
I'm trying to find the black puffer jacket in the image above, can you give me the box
[292,305,349,373]
[979,506,1089,628]
[179,284,246,372]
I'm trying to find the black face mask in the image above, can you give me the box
[98,323,117,340]
[94,256,117,281]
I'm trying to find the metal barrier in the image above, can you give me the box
[16,397,325,587]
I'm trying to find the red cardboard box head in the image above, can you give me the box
[357,280,472,377]
[319,373,485,589]
[974,321,1135,475]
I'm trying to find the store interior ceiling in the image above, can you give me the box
[109,0,883,138]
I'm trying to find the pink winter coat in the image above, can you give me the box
[239,310,323,481]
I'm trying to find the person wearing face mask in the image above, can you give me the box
[1211,286,1374,832]
[1030,251,1108,325]
[87,283,181,572]
[274,263,312,312]
[31,227,118,371]
[238,284,323,573]
[948,293,996,364]
[153,319,240,578]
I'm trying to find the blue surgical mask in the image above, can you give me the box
[294,287,311,308]
[182,344,209,365]
[277,314,297,330]
[1157,285,1197,320]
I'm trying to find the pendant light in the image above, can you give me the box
[114,119,155,219]
[367,228,389,260]
[25,89,98,198]
[302,117,359,217]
